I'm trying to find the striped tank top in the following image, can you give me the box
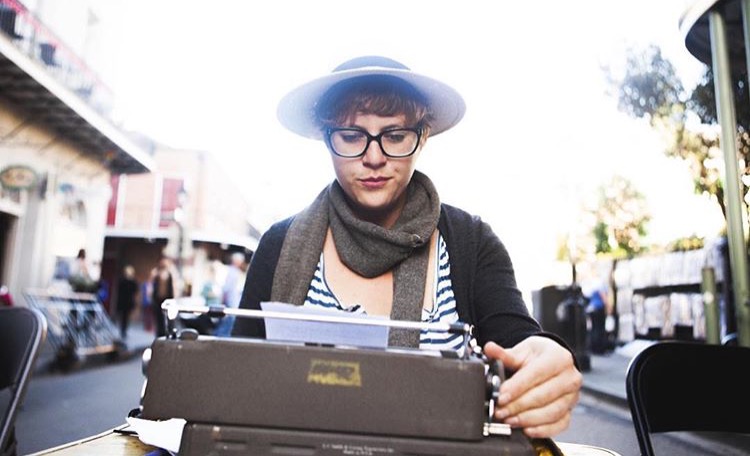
[303,234,464,354]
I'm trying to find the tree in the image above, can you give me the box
[607,45,750,222]
[589,175,651,257]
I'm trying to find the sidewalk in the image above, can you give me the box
[580,340,656,405]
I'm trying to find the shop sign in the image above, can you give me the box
[0,165,37,190]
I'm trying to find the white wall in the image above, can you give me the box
[0,99,110,299]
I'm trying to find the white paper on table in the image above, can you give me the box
[260,301,389,348]
[126,416,185,453]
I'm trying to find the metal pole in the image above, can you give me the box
[702,266,721,344]
[710,9,750,347]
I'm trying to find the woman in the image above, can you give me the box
[232,56,581,438]
[69,248,96,293]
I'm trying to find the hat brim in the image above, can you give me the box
[277,66,466,140]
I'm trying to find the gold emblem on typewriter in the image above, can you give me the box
[307,359,362,387]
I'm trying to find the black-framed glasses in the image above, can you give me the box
[325,127,422,158]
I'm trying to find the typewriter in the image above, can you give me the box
[139,301,554,455]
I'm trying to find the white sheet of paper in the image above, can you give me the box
[126,416,185,453]
[260,301,389,348]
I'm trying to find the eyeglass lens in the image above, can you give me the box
[329,129,419,157]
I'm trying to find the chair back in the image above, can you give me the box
[0,307,47,455]
[626,341,750,456]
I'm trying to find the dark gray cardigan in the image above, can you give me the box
[233,203,566,352]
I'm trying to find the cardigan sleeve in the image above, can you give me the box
[471,222,546,347]
[440,205,577,363]
[231,217,292,338]
[439,205,543,347]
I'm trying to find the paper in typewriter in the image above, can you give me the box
[260,301,389,348]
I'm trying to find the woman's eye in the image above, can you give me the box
[384,132,406,143]
[340,132,364,143]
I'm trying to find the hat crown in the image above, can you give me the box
[333,56,410,72]
[278,55,465,139]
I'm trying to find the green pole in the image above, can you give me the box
[710,10,750,347]
[701,266,720,344]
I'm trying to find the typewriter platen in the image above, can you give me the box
[139,301,545,455]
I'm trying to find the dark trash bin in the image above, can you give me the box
[557,286,591,371]
[532,285,591,371]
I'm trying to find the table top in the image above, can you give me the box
[28,426,154,456]
[30,425,622,456]
[556,442,622,456]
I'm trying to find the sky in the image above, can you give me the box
[99,0,724,293]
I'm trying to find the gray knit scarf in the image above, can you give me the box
[270,170,440,347]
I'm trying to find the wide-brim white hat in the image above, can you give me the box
[277,56,466,140]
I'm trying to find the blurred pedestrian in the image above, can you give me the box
[116,265,139,340]
[191,263,222,334]
[140,279,154,332]
[69,248,97,293]
[585,279,611,354]
[0,285,13,306]
[151,257,175,338]
[201,263,222,306]
[213,252,246,337]
[72,248,89,278]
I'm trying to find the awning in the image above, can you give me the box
[0,33,154,174]
[105,227,258,252]
[679,0,746,71]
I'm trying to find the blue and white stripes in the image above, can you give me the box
[303,233,462,355]
[419,235,463,353]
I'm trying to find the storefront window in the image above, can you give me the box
[159,177,184,228]
[58,182,87,227]
[0,186,22,205]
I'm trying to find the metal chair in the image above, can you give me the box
[0,307,47,456]
[626,341,750,455]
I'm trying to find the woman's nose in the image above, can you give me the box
[362,139,387,166]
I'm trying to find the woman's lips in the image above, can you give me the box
[359,176,389,189]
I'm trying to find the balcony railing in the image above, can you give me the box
[0,0,114,118]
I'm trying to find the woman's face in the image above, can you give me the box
[329,112,424,227]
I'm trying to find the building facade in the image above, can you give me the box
[1,1,259,316]
[103,145,259,312]
[0,0,153,303]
